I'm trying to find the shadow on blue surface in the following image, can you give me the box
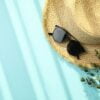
[8,0,49,100]
[0,0,100,100]
[0,0,37,100]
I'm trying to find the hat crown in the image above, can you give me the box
[64,0,100,44]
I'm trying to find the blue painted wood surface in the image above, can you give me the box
[0,0,100,100]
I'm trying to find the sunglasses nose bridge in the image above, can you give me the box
[66,34,71,40]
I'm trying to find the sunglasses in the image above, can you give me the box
[48,25,86,59]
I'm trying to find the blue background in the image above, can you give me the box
[0,0,100,100]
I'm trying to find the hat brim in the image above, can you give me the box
[43,0,100,68]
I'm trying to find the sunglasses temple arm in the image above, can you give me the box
[48,33,53,36]
[66,31,79,42]
[77,55,80,60]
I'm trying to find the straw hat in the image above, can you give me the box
[43,0,100,68]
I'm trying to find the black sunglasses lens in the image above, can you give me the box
[67,40,85,59]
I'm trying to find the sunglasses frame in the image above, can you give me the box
[48,25,86,59]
